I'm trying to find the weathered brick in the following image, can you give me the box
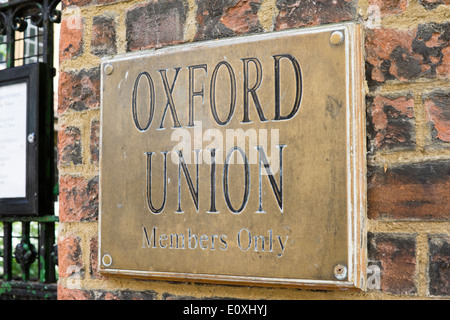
[58,234,84,279]
[429,234,450,296]
[366,23,449,85]
[368,233,417,295]
[58,286,157,300]
[59,17,83,62]
[367,94,415,152]
[195,0,263,40]
[419,0,449,10]
[97,290,157,300]
[54,0,450,301]
[62,0,119,8]
[162,293,237,300]
[58,68,100,115]
[89,235,101,279]
[91,15,117,56]
[274,0,355,30]
[95,0,121,5]
[424,89,450,144]
[90,120,100,164]
[62,0,92,8]
[162,293,198,300]
[368,0,409,16]
[437,45,450,77]
[59,175,99,222]
[126,0,188,51]
[414,23,450,78]
[366,28,417,84]
[57,285,92,300]
[219,0,262,35]
[368,161,450,220]
[58,124,82,166]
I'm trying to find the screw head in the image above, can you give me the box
[330,31,344,46]
[104,64,114,75]
[27,133,36,143]
[102,253,113,267]
[334,264,347,280]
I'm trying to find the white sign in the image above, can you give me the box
[0,82,27,198]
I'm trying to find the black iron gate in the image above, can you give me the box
[0,0,60,300]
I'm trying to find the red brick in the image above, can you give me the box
[90,120,100,164]
[419,0,450,10]
[126,0,187,51]
[368,161,450,220]
[424,89,450,143]
[219,0,262,35]
[59,175,99,222]
[365,28,417,84]
[274,0,355,30]
[429,234,450,296]
[59,17,83,62]
[368,233,417,295]
[91,15,117,56]
[57,285,157,300]
[437,45,450,77]
[368,0,409,16]
[366,23,450,85]
[58,234,83,279]
[62,0,119,8]
[62,0,93,8]
[95,0,120,4]
[368,94,415,151]
[58,68,100,115]
[195,0,262,40]
[58,124,82,166]
[57,285,92,300]
[89,235,102,279]
[99,290,157,300]
[414,23,450,78]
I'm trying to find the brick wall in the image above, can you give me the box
[57,0,450,299]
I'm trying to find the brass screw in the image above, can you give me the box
[104,64,114,75]
[102,253,113,267]
[330,31,344,46]
[334,264,347,280]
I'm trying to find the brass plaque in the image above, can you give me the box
[99,23,366,289]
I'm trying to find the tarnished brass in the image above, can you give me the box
[99,23,366,289]
[330,31,345,45]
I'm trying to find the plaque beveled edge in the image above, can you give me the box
[98,22,367,290]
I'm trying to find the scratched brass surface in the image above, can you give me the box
[99,23,365,288]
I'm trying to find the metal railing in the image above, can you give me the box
[0,0,60,300]
[0,217,58,299]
